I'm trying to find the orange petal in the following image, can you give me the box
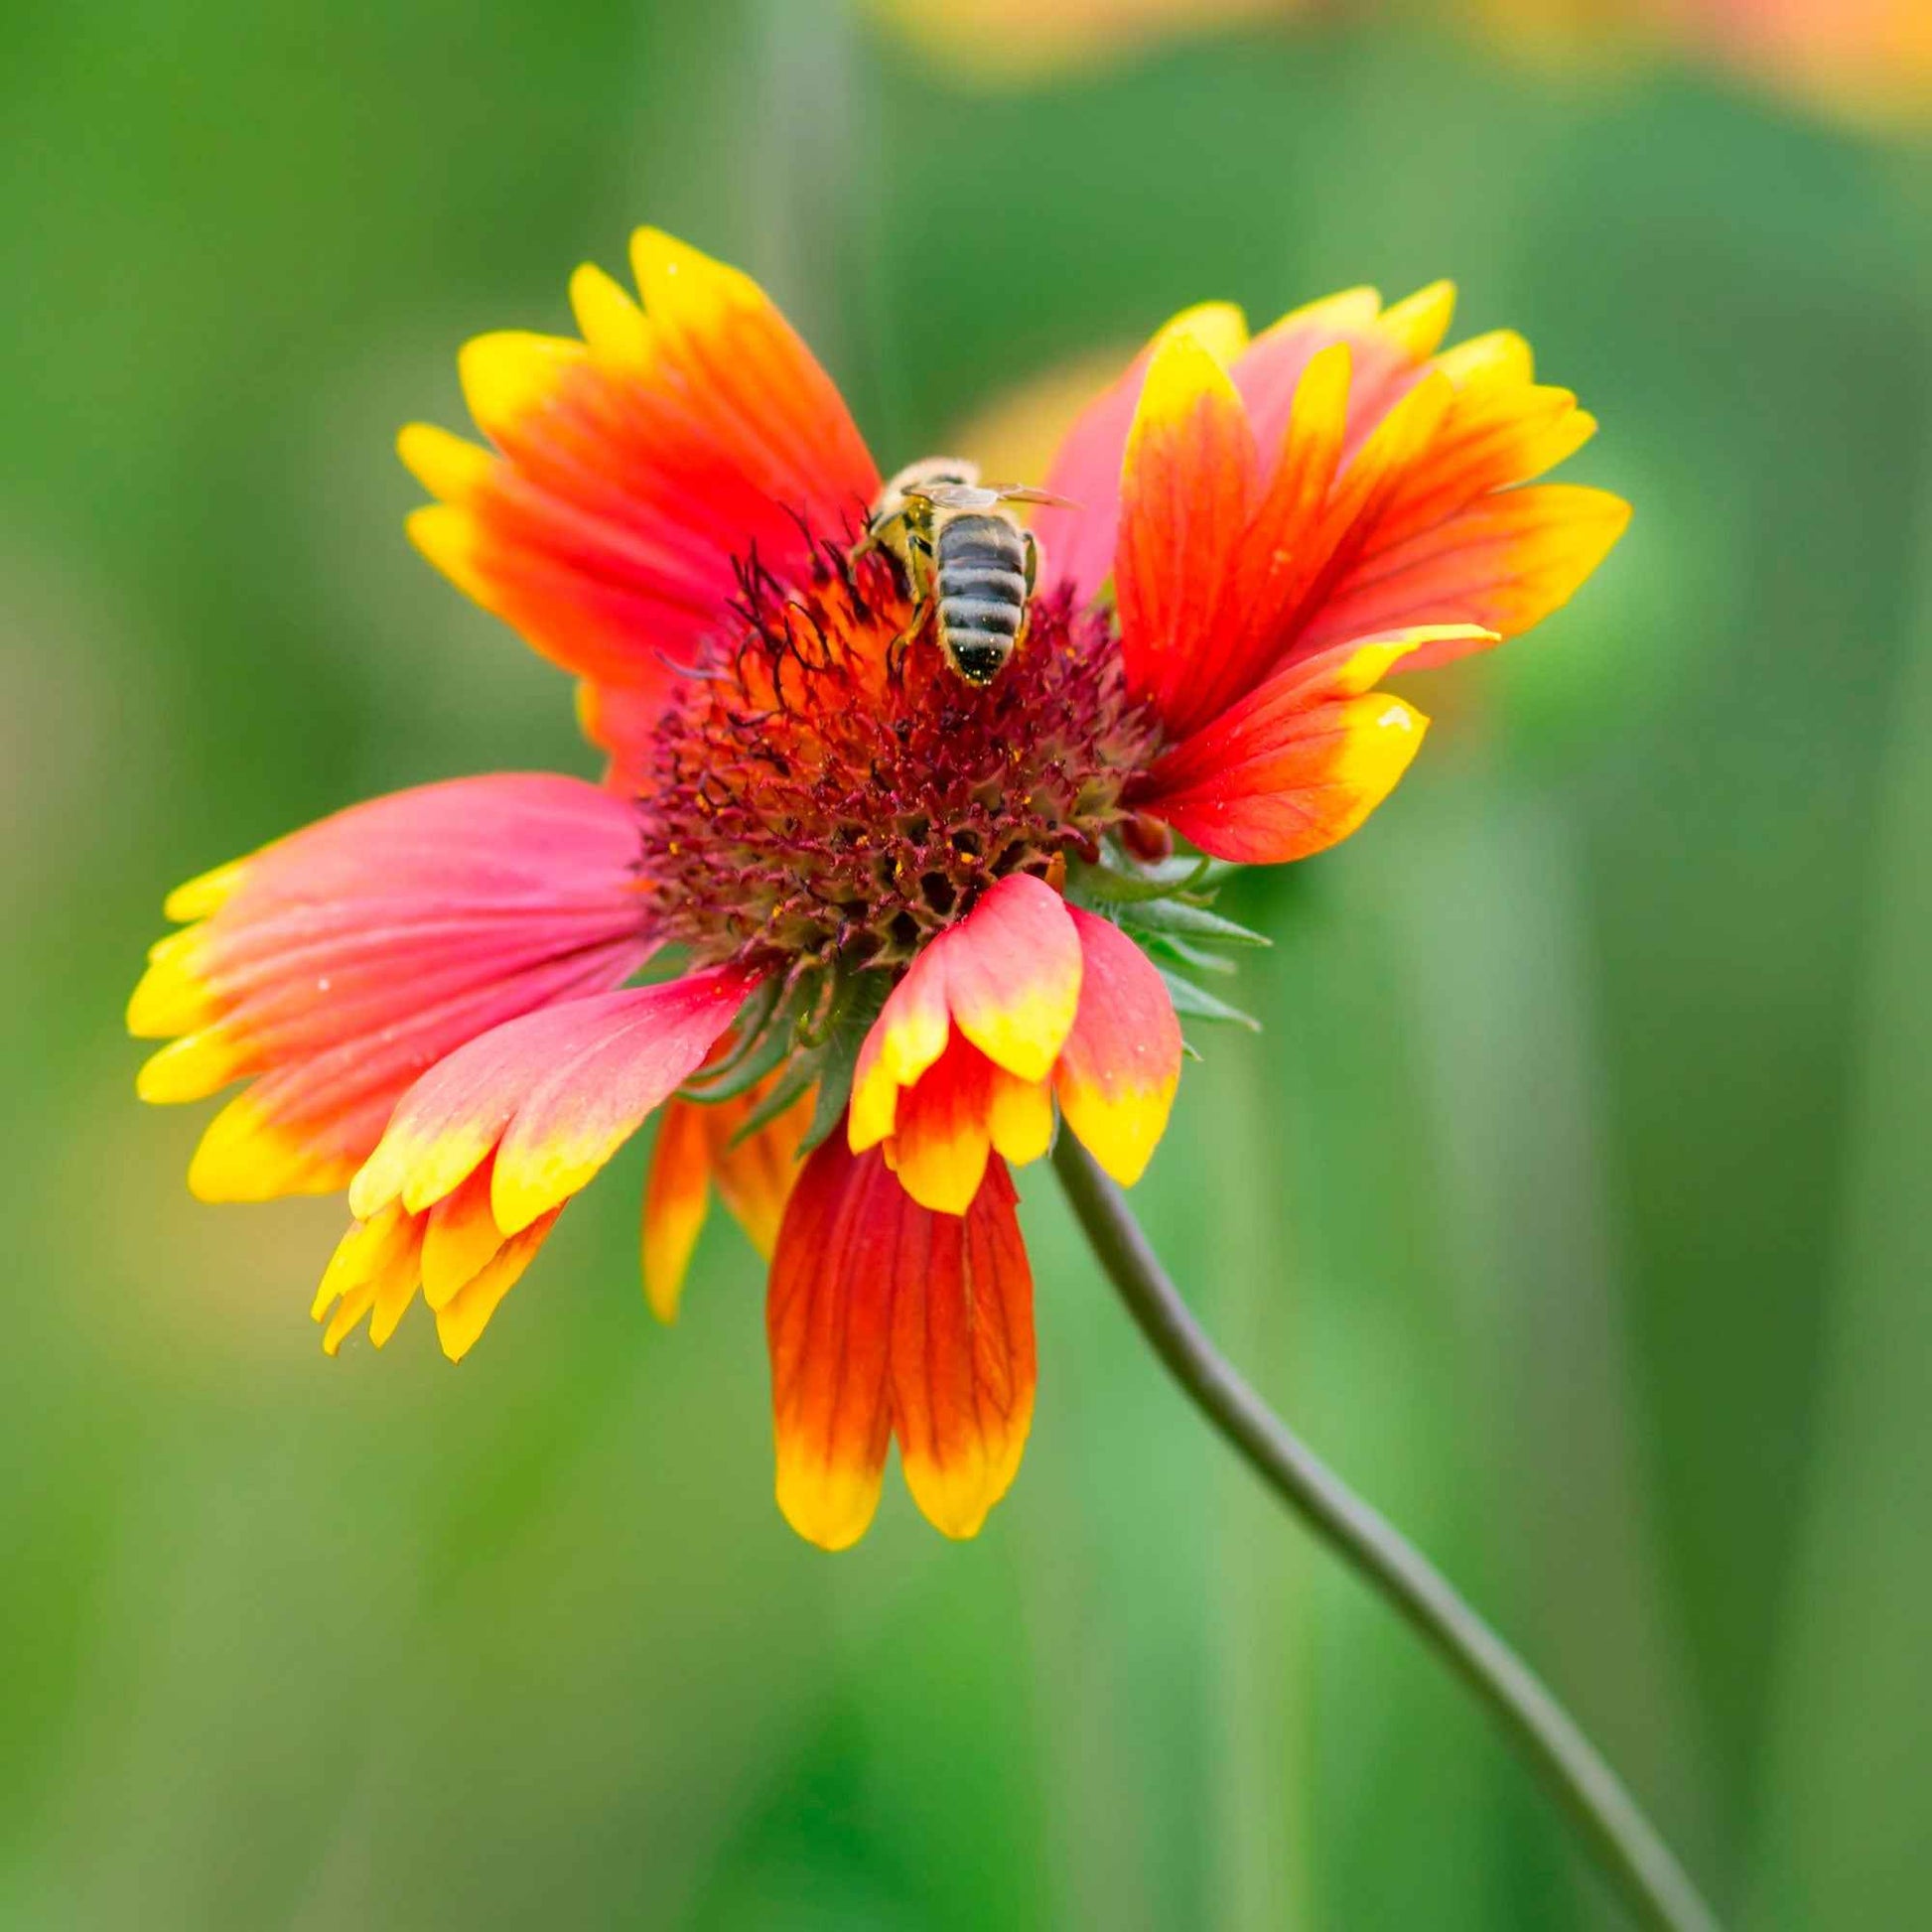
[402,229,880,777]
[1297,484,1632,661]
[1190,339,1353,733]
[1114,328,1258,732]
[1232,282,1449,470]
[1135,631,1446,865]
[703,1084,812,1260]
[1138,686,1430,866]
[1139,627,1477,798]
[1345,354,1598,578]
[766,1135,901,1550]
[890,1157,1036,1540]
[628,229,878,517]
[1260,368,1458,653]
[1055,910,1182,1186]
[641,1098,712,1323]
[1035,300,1251,608]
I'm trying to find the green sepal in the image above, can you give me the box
[680,976,798,1104]
[1147,932,1239,976]
[730,968,887,1154]
[1121,897,1271,948]
[729,1048,818,1146]
[1159,968,1261,1033]
[1066,850,1213,906]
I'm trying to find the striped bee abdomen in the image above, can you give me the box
[934,511,1029,685]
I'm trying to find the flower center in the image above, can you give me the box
[634,530,1152,978]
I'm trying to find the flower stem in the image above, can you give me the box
[1051,1137,1720,1932]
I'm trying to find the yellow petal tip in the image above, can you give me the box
[569,262,651,367]
[397,421,494,503]
[457,330,586,439]
[163,858,248,923]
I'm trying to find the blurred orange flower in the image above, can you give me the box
[1470,0,1932,124]
[132,230,1623,1547]
[862,0,1293,84]
[870,0,1932,126]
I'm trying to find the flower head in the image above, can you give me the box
[131,227,1626,1546]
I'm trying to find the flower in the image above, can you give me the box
[868,0,1932,129]
[131,228,1626,1547]
[860,0,1292,87]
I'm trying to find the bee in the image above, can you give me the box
[865,458,1066,686]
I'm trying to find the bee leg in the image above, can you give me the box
[1009,529,1038,652]
[885,583,930,668]
[886,607,920,679]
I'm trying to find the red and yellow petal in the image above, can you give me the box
[420,1158,510,1310]
[313,1145,569,1363]
[1231,282,1449,467]
[766,1135,901,1550]
[312,1204,426,1356]
[1114,328,1259,734]
[888,1032,997,1216]
[1297,483,1633,664]
[879,1028,1059,1216]
[850,873,1082,1155]
[348,964,759,1228]
[1035,300,1250,608]
[130,776,656,1203]
[432,1208,563,1362]
[704,1083,812,1260]
[766,1132,1037,1549]
[889,1157,1035,1540]
[1052,274,1622,762]
[849,941,955,1150]
[400,227,881,776]
[1055,909,1183,1186]
[640,1098,714,1323]
[937,874,1083,1081]
[1138,626,1480,802]
[1136,684,1431,866]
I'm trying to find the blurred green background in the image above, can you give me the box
[4,2,1928,1926]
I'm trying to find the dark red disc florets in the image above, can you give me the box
[635,532,1154,975]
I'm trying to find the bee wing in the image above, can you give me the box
[986,484,1080,509]
[907,482,1006,510]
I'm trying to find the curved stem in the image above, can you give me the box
[1052,1137,1720,1932]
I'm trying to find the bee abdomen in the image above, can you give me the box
[938,514,1028,576]
[938,563,1028,602]
[933,512,1029,683]
[938,593,1022,634]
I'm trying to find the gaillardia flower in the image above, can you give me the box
[131,229,1626,1548]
